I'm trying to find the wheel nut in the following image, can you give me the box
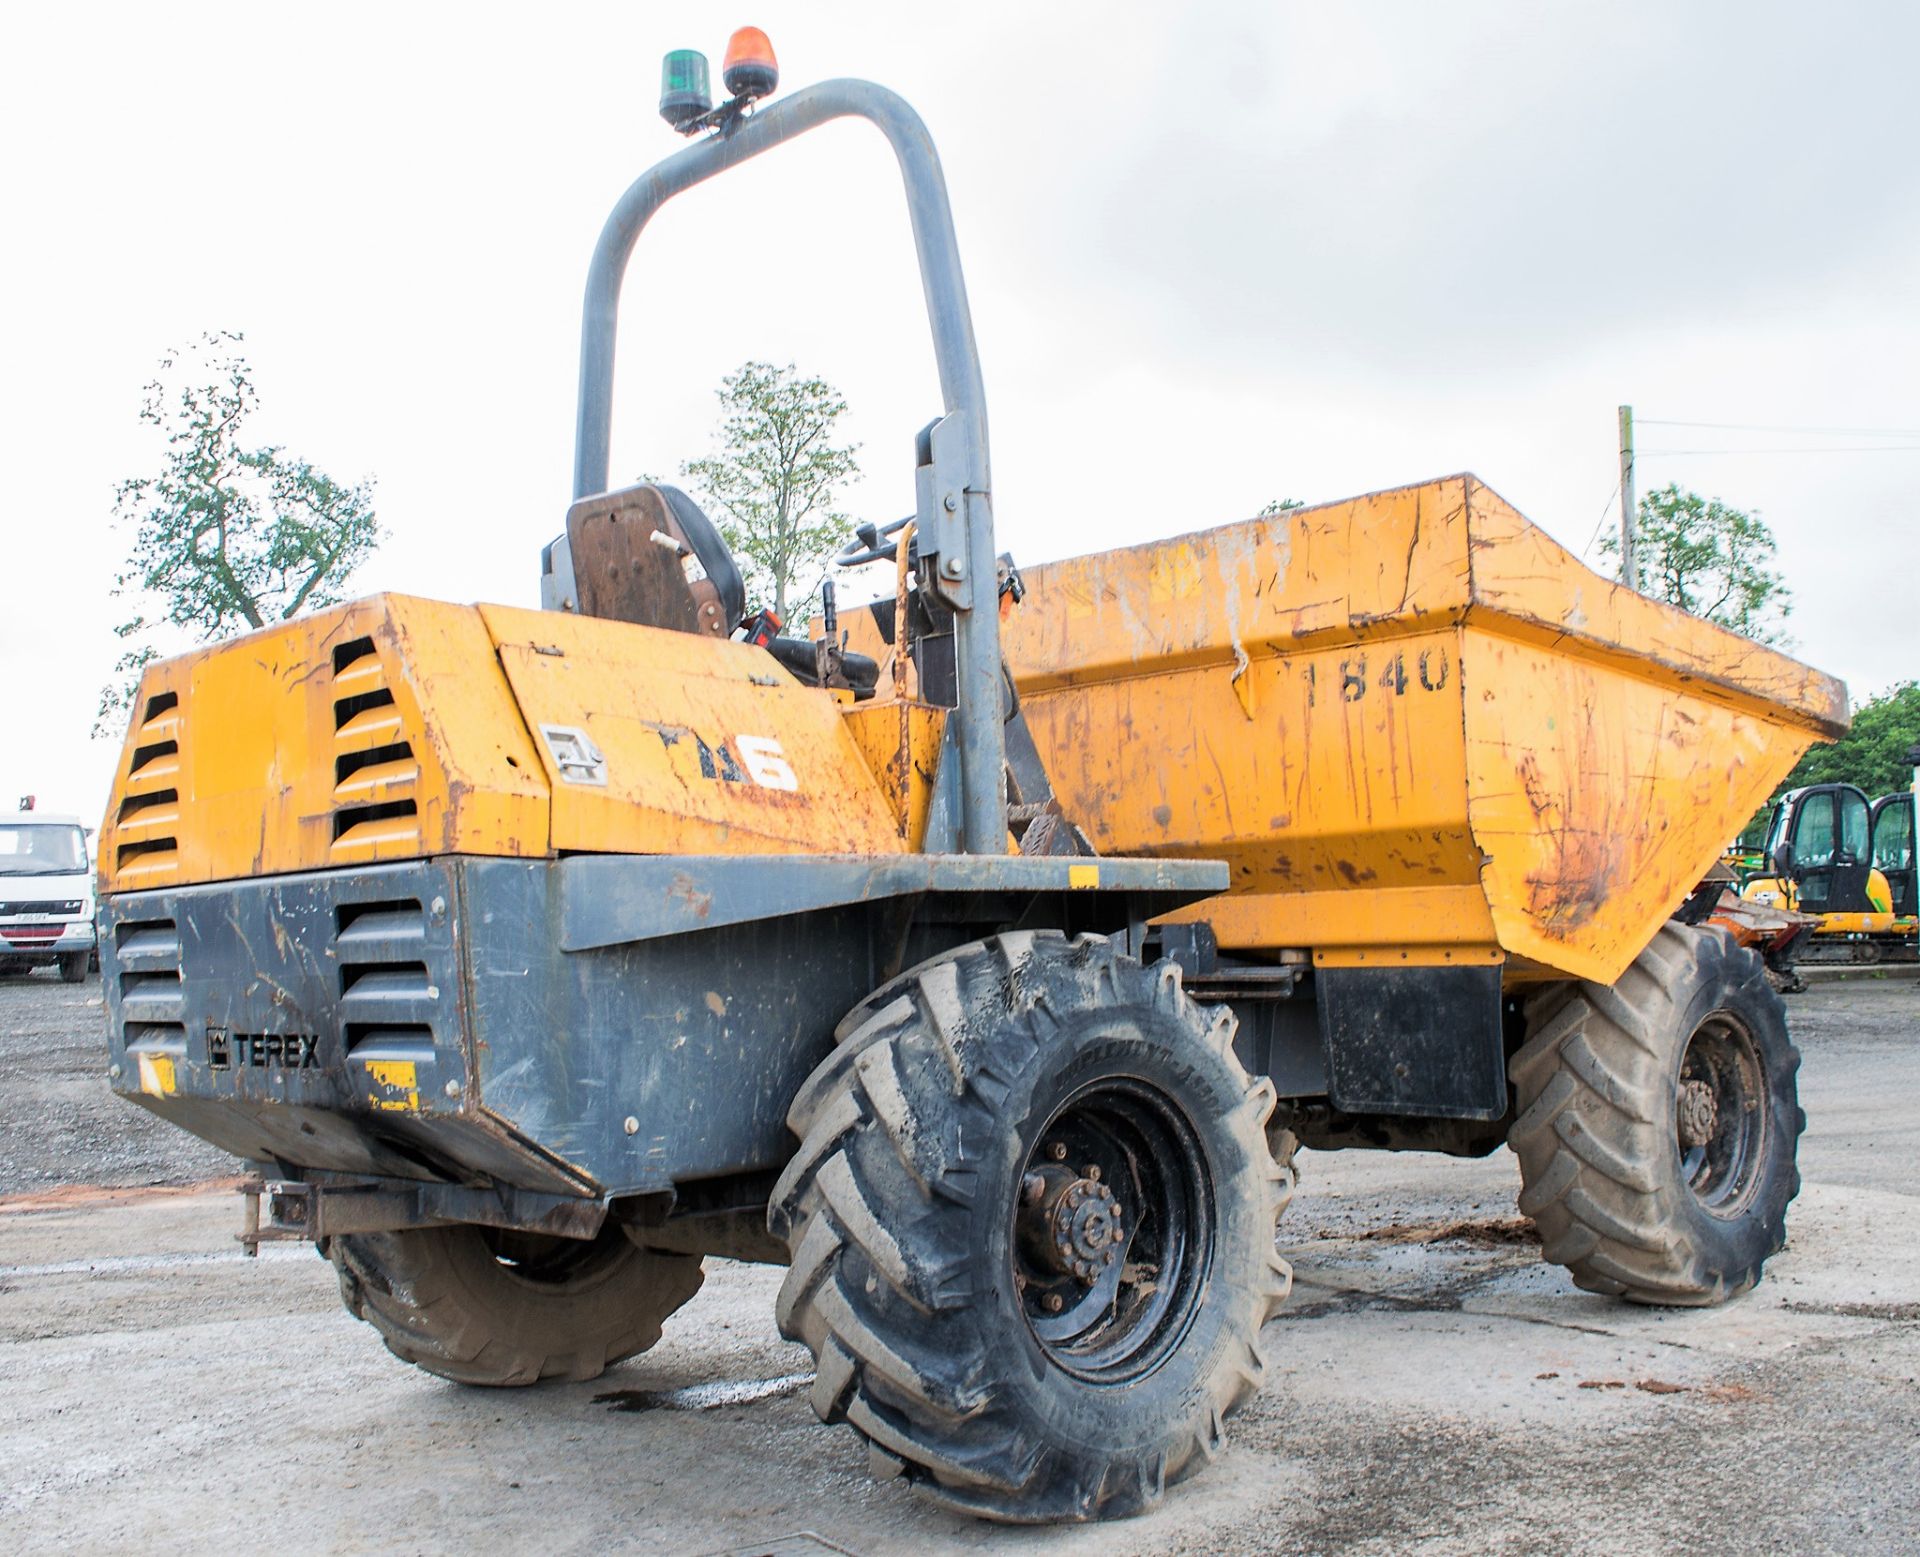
[1083,1164,1101,1182]
[1103,1248,1116,1265]
[1045,1292,1065,1313]
[1048,1142,1068,1161]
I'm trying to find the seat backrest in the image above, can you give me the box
[562,482,746,636]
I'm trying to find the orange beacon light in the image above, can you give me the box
[722,27,778,102]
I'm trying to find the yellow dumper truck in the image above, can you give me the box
[98,47,1846,1525]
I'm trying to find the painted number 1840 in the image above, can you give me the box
[1303,647,1450,705]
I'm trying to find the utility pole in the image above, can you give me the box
[1617,404,1638,591]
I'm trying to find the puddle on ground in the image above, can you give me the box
[594,1372,813,1413]
[1783,1299,1920,1322]
[1334,1216,1540,1249]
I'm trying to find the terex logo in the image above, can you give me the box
[207,1028,321,1070]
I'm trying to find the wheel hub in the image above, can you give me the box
[1009,1076,1214,1384]
[1676,1078,1719,1150]
[1019,1164,1125,1285]
[1678,1013,1770,1217]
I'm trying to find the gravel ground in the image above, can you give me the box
[2,968,1916,1553]
[0,967,240,1196]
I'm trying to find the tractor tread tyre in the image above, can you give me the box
[769,931,1293,1524]
[329,1222,703,1386]
[1265,1125,1301,1221]
[1509,922,1803,1307]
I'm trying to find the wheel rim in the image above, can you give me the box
[1012,1076,1213,1383]
[1677,1013,1770,1217]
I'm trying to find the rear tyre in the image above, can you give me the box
[1265,1123,1301,1221]
[58,951,88,983]
[1509,922,1803,1306]
[329,1221,703,1385]
[769,931,1293,1523]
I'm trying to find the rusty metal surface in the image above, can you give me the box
[839,699,947,847]
[482,602,913,860]
[99,595,552,894]
[1001,476,1849,985]
[564,484,730,636]
[97,592,956,894]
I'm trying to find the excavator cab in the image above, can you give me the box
[1746,780,1916,965]
[1764,782,1876,912]
[1872,789,1916,918]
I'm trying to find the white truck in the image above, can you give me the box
[0,810,96,982]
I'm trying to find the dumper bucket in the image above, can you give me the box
[1003,475,1847,986]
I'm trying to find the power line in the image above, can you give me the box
[1641,445,1920,455]
[1581,479,1621,559]
[1639,418,1920,438]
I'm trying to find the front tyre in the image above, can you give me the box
[1509,922,1803,1306]
[58,951,88,983]
[329,1221,703,1385]
[769,932,1293,1523]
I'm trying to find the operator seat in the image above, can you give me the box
[559,480,878,697]
[562,482,746,637]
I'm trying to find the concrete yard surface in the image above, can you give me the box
[1,973,1916,1554]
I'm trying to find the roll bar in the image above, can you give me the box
[569,79,1005,857]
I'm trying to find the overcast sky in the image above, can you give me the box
[4,1,1917,820]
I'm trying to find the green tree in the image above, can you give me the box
[1602,483,1792,645]
[680,360,860,622]
[99,332,380,733]
[1775,681,1920,799]
[1259,497,1304,516]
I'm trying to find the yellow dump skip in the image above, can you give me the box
[1004,475,1847,986]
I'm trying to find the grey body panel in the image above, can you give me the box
[557,852,1226,950]
[102,853,1228,1203]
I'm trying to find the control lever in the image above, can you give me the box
[814,580,854,691]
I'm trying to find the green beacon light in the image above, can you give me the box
[659,49,712,130]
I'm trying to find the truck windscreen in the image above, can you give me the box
[0,825,88,874]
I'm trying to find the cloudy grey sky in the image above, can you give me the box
[4,1,1917,818]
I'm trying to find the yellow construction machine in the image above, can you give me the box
[1739,778,1918,965]
[98,35,1847,1525]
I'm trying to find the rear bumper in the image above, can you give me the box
[102,859,596,1194]
[102,852,1226,1205]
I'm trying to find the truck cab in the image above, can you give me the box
[0,810,97,982]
